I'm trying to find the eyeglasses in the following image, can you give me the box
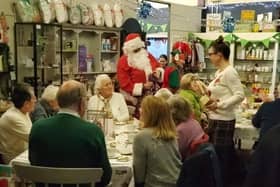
[133,47,144,53]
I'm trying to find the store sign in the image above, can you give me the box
[241,10,255,22]
[206,13,222,32]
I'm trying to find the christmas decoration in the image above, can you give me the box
[222,16,235,33]
[138,1,152,19]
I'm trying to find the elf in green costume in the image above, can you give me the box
[162,41,191,93]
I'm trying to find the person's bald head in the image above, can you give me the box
[57,80,87,108]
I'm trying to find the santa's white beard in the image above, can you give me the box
[127,49,152,78]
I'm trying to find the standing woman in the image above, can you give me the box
[155,54,168,86]
[133,96,182,187]
[206,36,244,185]
[158,54,168,68]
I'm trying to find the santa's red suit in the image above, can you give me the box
[117,33,159,96]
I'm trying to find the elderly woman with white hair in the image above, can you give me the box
[30,85,59,123]
[88,74,129,122]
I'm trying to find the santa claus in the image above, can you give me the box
[117,33,159,98]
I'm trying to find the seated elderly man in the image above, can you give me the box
[29,80,112,187]
[30,85,59,123]
[0,83,36,164]
[88,74,129,122]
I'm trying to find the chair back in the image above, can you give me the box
[14,163,103,187]
[177,143,222,187]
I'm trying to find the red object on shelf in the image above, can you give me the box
[0,179,8,187]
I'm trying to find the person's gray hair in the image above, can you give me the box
[94,74,111,95]
[41,85,59,101]
[57,80,87,108]
[154,88,173,100]
[167,95,193,125]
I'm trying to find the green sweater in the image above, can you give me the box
[29,113,112,187]
[166,63,180,92]
[179,89,202,121]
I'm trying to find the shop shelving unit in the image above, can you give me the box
[14,23,63,97]
[191,32,279,96]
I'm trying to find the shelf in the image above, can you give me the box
[63,71,116,75]
[101,50,118,54]
[241,81,271,84]
[87,71,116,74]
[235,59,272,62]
[199,68,216,72]
[37,65,60,69]
[237,71,273,73]
[17,45,33,48]
[62,23,121,32]
[56,50,77,53]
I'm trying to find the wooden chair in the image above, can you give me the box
[13,163,103,187]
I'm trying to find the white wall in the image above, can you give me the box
[169,4,201,49]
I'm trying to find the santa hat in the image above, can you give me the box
[122,33,145,55]
[171,41,192,61]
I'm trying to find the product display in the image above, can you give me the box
[91,3,104,26]
[58,24,120,82]
[103,4,114,28]
[113,3,123,28]
[38,0,54,24]
[69,5,81,24]
[54,0,68,23]
[14,23,63,97]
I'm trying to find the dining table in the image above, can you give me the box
[10,150,134,187]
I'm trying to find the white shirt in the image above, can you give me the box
[58,108,80,118]
[208,65,245,120]
[88,92,130,122]
[0,107,32,163]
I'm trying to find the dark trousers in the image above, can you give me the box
[208,119,245,186]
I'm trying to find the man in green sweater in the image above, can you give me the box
[29,80,112,187]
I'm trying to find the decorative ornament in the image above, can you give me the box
[222,16,235,33]
[138,1,152,19]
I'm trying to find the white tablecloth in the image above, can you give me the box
[234,120,259,150]
[10,150,133,187]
